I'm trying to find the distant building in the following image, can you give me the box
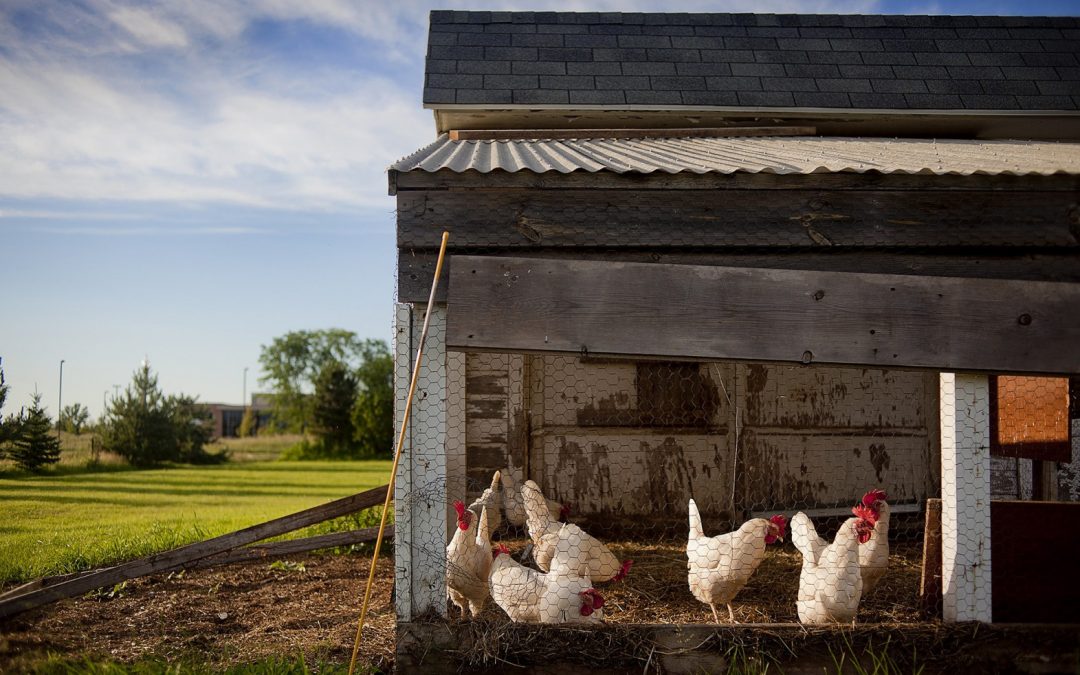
[204,395,273,439]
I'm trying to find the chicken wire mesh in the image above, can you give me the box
[393,303,1076,629]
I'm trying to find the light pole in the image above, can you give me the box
[58,359,65,434]
[243,367,249,407]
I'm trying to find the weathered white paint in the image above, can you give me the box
[394,303,449,620]
[940,372,993,623]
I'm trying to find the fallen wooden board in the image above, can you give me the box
[0,525,397,604]
[185,526,395,570]
[0,484,388,620]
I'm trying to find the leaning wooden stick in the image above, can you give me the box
[348,230,450,675]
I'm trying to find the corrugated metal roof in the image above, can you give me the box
[390,135,1080,176]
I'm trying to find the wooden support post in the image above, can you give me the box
[939,373,993,623]
[394,303,449,620]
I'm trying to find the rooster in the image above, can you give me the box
[468,470,503,536]
[522,480,630,583]
[857,489,890,595]
[489,544,605,624]
[686,499,787,623]
[791,489,890,595]
[501,469,567,527]
[445,501,493,617]
[792,512,875,624]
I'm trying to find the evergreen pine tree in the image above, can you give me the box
[9,393,61,471]
[311,361,357,457]
[101,361,176,466]
[0,362,10,457]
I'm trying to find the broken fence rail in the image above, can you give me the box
[0,484,390,621]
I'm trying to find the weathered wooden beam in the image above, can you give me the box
[0,485,389,620]
[447,126,816,141]
[940,374,992,623]
[447,255,1080,375]
[398,249,1080,304]
[185,526,395,570]
[391,167,1080,193]
[398,189,1079,249]
[919,498,943,618]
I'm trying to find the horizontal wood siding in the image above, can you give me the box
[399,189,1077,249]
[447,255,1080,375]
[401,250,1080,304]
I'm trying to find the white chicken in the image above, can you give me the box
[791,512,875,624]
[522,480,630,583]
[445,501,493,617]
[858,489,890,595]
[468,470,502,536]
[686,499,786,623]
[501,469,566,527]
[791,489,890,595]
[489,543,605,624]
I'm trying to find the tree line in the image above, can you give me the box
[257,329,393,459]
[0,330,394,472]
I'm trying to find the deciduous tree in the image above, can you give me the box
[61,403,90,435]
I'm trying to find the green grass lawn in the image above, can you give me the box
[0,459,392,585]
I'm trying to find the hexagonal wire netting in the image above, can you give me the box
[395,305,1077,627]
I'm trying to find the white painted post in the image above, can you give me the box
[939,372,992,623]
[394,303,449,620]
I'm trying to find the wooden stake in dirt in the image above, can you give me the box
[348,230,450,675]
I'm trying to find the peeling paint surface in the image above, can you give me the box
[460,353,936,517]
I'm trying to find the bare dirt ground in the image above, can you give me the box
[0,538,926,673]
[0,553,396,673]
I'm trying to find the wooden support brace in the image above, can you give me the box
[940,373,992,623]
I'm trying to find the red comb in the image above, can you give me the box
[453,500,466,518]
[853,503,878,525]
[862,489,887,507]
[496,543,510,555]
[770,514,788,536]
[612,560,633,582]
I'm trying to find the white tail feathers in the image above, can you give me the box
[523,479,553,542]
[688,498,704,540]
[477,504,491,547]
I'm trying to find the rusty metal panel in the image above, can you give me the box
[991,375,1071,462]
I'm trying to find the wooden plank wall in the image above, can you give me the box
[460,353,937,525]
[446,256,1080,375]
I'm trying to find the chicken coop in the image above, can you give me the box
[388,10,1080,673]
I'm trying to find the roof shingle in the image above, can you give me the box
[424,11,1080,111]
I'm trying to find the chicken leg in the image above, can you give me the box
[709,603,720,623]
[727,603,736,623]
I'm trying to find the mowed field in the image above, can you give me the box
[0,458,392,585]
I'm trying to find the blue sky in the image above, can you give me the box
[1,0,1075,419]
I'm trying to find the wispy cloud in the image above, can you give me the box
[1,0,888,221]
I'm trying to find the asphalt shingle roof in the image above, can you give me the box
[424,11,1080,111]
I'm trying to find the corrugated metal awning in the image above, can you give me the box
[390,134,1080,176]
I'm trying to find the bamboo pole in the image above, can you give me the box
[348,230,450,675]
